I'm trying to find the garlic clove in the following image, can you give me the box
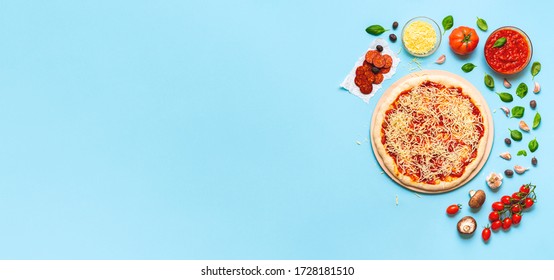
[519,120,530,132]
[499,152,512,160]
[500,107,510,117]
[514,165,529,174]
[534,81,540,93]
[504,78,512,88]
[435,54,446,64]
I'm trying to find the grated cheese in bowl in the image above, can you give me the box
[402,17,441,57]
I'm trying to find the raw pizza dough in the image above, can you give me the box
[371,71,492,193]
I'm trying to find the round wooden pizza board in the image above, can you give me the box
[370,70,494,194]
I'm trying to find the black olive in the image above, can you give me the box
[532,157,538,166]
[504,138,511,146]
[530,100,537,109]
[371,66,380,74]
[376,45,384,52]
[392,21,399,30]
[504,169,514,177]
[389,34,397,42]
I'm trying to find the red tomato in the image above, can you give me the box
[502,217,512,230]
[519,185,530,194]
[448,26,480,55]
[446,204,461,215]
[512,192,522,202]
[492,202,504,211]
[524,198,534,208]
[482,227,491,242]
[488,211,500,222]
[511,204,521,213]
[491,220,502,231]
[501,195,512,205]
[512,213,522,224]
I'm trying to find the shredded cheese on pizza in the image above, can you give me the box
[382,81,484,184]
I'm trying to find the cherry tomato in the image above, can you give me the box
[512,192,522,202]
[512,213,522,225]
[511,204,521,213]
[482,226,491,242]
[492,202,504,211]
[488,211,500,222]
[519,185,530,194]
[491,220,502,231]
[501,195,512,205]
[502,217,512,230]
[448,26,480,55]
[446,204,461,215]
[524,198,534,208]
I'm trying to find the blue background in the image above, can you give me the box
[1,0,552,259]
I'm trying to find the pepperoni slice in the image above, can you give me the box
[373,73,384,84]
[354,75,367,87]
[372,55,386,68]
[365,50,379,64]
[365,71,375,84]
[359,83,373,94]
[356,65,370,77]
[380,67,391,74]
[383,55,393,68]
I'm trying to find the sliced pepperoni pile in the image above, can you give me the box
[355,47,393,94]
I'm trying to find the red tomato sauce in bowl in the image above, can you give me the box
[484,26,532,75]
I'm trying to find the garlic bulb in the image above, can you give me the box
[486,172,503,189]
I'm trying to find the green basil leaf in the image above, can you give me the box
[462,63,476,73]
[497,92,513,103]
[517,150,527,156]
[365,25,388,36]
[493,37,507,48]
[509,129,522,141]
[511,106,525,118]
[442,15,453,34]
[477,17,488,31]
[533,112,541,129]
[484,74,494,89]
[531,61,541,77]
[516,83,528,99]
[528,138,539,153]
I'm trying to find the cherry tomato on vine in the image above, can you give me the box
[501,195,512,205]
[512,213,522,225]
[446,204,462,215]
[492,202,504,211]
[525,198,534,208]
[502,217,512,230]
[482,226,491,242]
[511,204,522,213]
[512,192,522,202]
[491,220,502,231]
[488,211,500,222]
[520,185,530,194]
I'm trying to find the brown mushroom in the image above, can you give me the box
[468,189,486,209]
[457,216,477,235]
